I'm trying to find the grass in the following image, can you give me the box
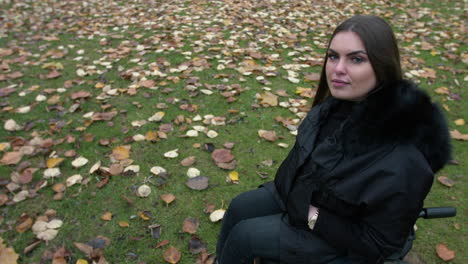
[0,0,466,263]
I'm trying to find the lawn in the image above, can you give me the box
[0,0,466,263]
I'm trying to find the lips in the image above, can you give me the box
[331,79,350,87]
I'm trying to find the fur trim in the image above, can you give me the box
[347,80,452,173]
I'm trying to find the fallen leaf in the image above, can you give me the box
[100,212,113,221]
[150,166,167,175]
[16,216,33,233]
[185,176,209,191]
[66,174,83,187]
[71,157,89,168]
[160,193,176,206]
[109,163,123,176]
[0,237,19,264]
[164,149,179,158]
[182,218,199,234]
[163,246,181,264]
[37,229,59,241]
[437,176,455,187]
[209,209,226,222]
[454,119,465,126]
[137,211,151,221]
[228,171,239,182]
[155,240,170,248]
[111,145,131,160]
[148,223,162,239]
[188,236,207,254]
[119,221,130,228]
[258,92,278,106]
[258,130,278,142]
[435,87,449,95]
[187,167,201,178]
[181,156,197,166]
[0,152,23,165]
[212,149,234,163]
[136,185,151,197]
[0,194,8,206]
[52,183,66,193]
[450,130,468,140]
[46,158,64,168]
[436,244,455,261]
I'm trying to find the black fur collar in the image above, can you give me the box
[334,79,452,173]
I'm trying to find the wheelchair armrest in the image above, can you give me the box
[419,207,456,219]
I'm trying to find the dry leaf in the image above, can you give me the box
[66,174,83,187]
[100,212,113,221]
[212,149,234,164]
[188,236,207,254]
[44,168,61,179]
[185,176,209,191]
[182,218,200,234]
[37,229,59,241]
[136,185,151,197]
[436,244,455,261]
[74,242,93,257]
[258,130,278,142]
[0,194,8,206]
[181,156,197,166]
[258,92,278,106]
[46,158,64,168]
[138,211,151,221]
[0,152,23,165]
[71,157,89,168]
[450,130,468,140]
[164,149,179,158]
[454,119,465,126]
[163,246,181,264]
[209,209,226,222]
[16,217,33,233]
[119,221,130,228]
[111,145,131,160]
[0,237,19,264]
[160,193,176,205]
[437,176,455,187]
[150,166,167,175]
[229,171,239,182]
[187,168,200,178]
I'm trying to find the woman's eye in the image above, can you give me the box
[327,54,338,61]
[351,56,365,63]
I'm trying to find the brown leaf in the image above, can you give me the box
[155,240,170,248]
[160,193,176,205]
[19,168,36,184]
[304,72,321,82]
[109,163,123,176]
[216,160,237,170]
[96,176,109,188]
[203,203,215,214]
[258,130,278,142]
[185,176,209,191]
[0,152,23,165]
[52,183,66,193]
[16,216,33,233]
[0,238,19,263]
[180,156,197,166]
[436,244,455,261]
[0,194,8,206]
[0,87,16,97]
[163,246,181,264]
[23,240,42,254]
[92,111,118,121]
[450,130,468,141]
[189,236,207,254]
[46,70,61,79]
[212,149,234,164]
[182,218,199,234]
[71,91,91,100]
[74,242,93,257]
[437,176,455,188]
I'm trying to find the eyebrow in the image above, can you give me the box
[328,49,367,56]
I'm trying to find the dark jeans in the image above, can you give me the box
[216,187,283,264]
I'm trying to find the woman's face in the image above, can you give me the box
[325,31,377,101]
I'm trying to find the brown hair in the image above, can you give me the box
[312,15,402,106]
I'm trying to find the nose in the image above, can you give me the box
[335,59,346,74]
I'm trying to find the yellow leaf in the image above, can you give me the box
[111,145,130,160]
[46,158,64,168]
[118,221,129,228]
[454,119,465,126]
[435,87,449,95]
[76,259,89,264]
[100,212,113,221]
[95,82,105,89]
[0,237,19,264]
[229,171,239,181]
[259,92,278,106]
[137,211,150,221]
[145,131,159,141]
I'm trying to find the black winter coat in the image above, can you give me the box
[264,80,451,263]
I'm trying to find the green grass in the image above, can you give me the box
[0,0,466,263]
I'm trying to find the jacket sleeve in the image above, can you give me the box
[312,150,434,263]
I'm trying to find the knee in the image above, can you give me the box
[227,220,253,246]
[226,191,251,216]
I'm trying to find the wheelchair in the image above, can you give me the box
[256,207,456,264]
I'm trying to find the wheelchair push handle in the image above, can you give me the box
[419,207,456,219]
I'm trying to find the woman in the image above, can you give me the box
[216,15,451,264]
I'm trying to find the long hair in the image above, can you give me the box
[312,15,402,106]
